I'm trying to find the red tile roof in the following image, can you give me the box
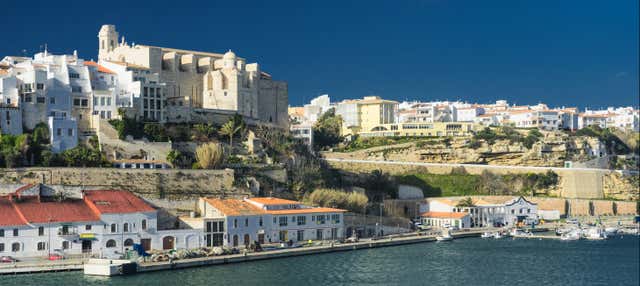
[84,190,155,214]
[247,197,300,206]
[0,187,155,226]
[84,60,116,74]
[420,211,469,219]
[0,197,27,227]
[203,198,265,216]
[265,207,346,215]
[13,197,100,224]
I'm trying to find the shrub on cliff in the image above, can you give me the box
[305,188,368,213]
[195,142,224,169]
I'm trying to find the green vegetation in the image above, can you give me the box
[312,109,342,150]
[218,114,246,145]
[338,136,436,152]
[304,188,369,213]
[109,119,221,143]
[195,142,224,169]
[472,127,543,149]
[575,125,633,155]
[396,169,560,197]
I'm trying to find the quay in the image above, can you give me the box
[1,229,498,276]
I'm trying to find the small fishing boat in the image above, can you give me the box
[561,229,581,241]
[481,232,493,239]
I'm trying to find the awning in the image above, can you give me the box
[79,233,97,240]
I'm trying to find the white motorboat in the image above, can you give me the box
[493,232,503,239]
[584,227,606,240]
[561,229,581,241]
[436,230,453,241]
[481,232,493,238]
[604,227,618,237]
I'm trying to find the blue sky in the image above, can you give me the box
[2,0,638,108]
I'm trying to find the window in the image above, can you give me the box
[71,86,82,93]
[107,98,111,106]
[259,217,263,227]
[69,72,80,79]
[0,229,3,237]
[62,241,69,250]
[12,242,20,252]
[37,97,45,103]
[38,226,44,236]
[106,240,116,248]
[123,223,129,233]
[85,225,92,231]
[110,223,117,233]
[511,209,515,214]
[234,219,238,228]
[36,83,44,90]
[49,97,55,104]
[37,242,46,251]
[0,243,3,252]
[244,218,248,227]
[67,129,73,136]
[100,97,105,106]
[107,111,111,119]
[297,216,306,225]
[141,220,147,230]
[124,239,134,247]
[297,230,304,241]
[218,221,224,232]
[73,98,81,106]
[331,214,341,224]
[56,128,61,136]
[24,95,32,102]
[317,215,326,225]
[81,99,88,106]
[278,216,288,227]
[13,229,18,236]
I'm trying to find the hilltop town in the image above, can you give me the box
[0,23,638,274]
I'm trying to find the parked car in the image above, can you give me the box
[0,256,17,263]
[48,250,65,261]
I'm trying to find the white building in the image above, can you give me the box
[190,197,346,248]
[0,184,201,258]
[419,211,471,229]
[455,106,485,122]
[290,123,314,148]
[421,196,538,228]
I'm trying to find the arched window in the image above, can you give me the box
[106,240,116,248]
[37,242,46,251]
[141,219,147,230]
[123,223,129,233]
[124,239,134,247]
[110,224,117,233]
[11,242,20,252]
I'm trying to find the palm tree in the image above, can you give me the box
[219,120,241,146]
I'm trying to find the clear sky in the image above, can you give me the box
[2,0,638,109]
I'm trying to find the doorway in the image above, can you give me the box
[162,236,175,250]
[141,239,151,251]
[82,240,92,253]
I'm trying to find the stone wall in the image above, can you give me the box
[326,160,639,200]
[0,167,236,200]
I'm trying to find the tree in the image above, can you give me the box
[195,142,224,169]
[219,115,245,146]
[313,109,343,150]
[456,197,475,208]
[192,123,216,142]
[363,170,397,202]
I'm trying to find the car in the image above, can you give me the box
[448,226,460,231]
[0,256,17,263]
[418,225,431,231]
[47,251,65,261]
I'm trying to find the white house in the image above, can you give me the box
[192,197,346,248]
[421,196,538,228]
[0,184,200,259]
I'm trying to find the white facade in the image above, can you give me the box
[0,185,200,259]
[196,197,345,248]
[48,116,78,153]
[422,196,538,228]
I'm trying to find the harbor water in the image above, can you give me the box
[3,236,639,286]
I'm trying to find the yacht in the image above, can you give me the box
[604,227,618,237]
[493,232,504,239]
[584,227,606,240]
[481,232,493,238]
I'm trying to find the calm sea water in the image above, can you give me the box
[3,236,639,286]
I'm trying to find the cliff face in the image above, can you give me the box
[326,132,603,167]
[602,172,640,201]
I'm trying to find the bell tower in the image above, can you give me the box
[98,24,119,60]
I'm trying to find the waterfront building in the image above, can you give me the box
[189,197,346,248]
[419,211,470,228]
[421,196,538,228]
[96,24,288,128]
[0,184,201,258]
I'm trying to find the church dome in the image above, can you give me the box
[223,50,236,60]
